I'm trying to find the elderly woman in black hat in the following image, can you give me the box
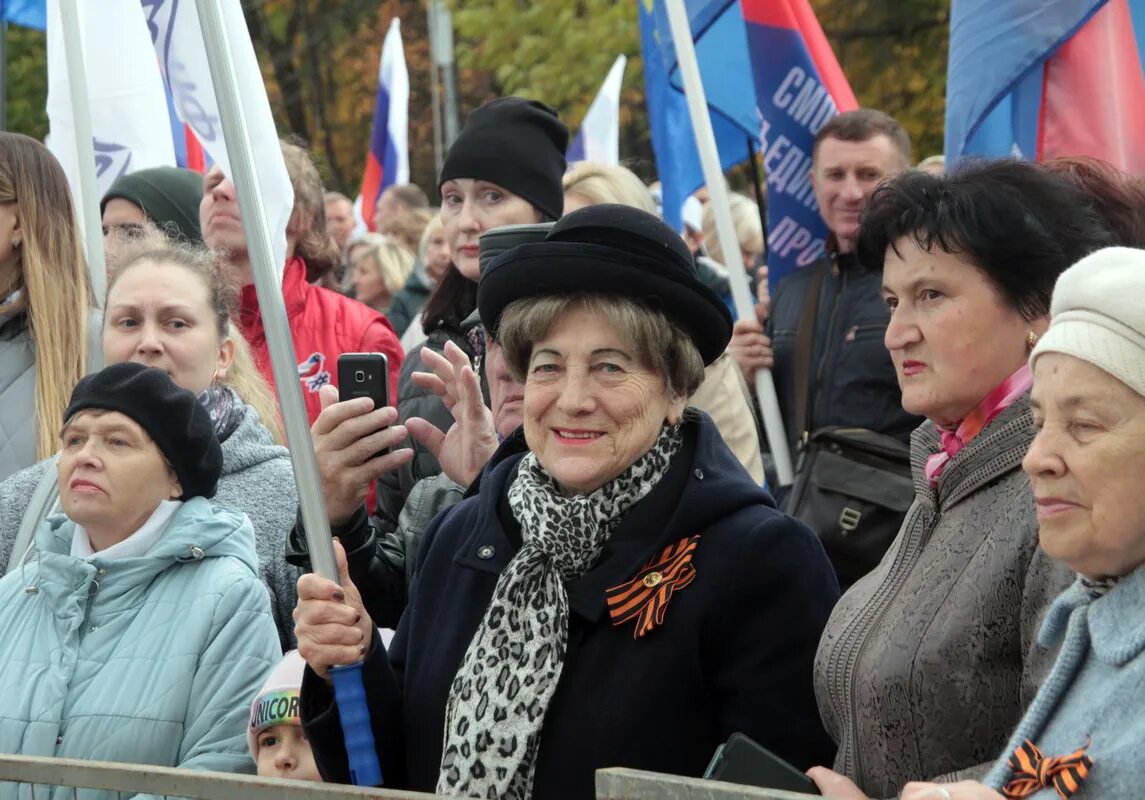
[0,362,280,780]
[294,205,840,799]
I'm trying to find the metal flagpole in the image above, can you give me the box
[59,0,106,300]
[663,0,793,486]
[194,0,382,785]
[192,0,337,589]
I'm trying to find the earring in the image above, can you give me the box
[11,239,20,251]
[1026,331,1039,350]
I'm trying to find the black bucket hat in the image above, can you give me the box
[477,204,733,364]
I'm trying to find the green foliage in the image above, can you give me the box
[0,0,950,197]
[813,0,950,160]
[3,24,48,139]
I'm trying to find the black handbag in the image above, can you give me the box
[783,426,913,589]
[780,260,914,589]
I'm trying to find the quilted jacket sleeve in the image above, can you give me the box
[176,574,281,774]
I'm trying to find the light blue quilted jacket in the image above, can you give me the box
[0,497,281,797]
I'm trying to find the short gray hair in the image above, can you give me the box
[499,294,706,399]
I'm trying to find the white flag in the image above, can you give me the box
[567,55,627,165]
[140,0,293,279]
[46,0,177,209]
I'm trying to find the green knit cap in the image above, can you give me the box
[101,166,205,244]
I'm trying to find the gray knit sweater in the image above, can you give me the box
[813,396,1075,797]
[0,403,301,650]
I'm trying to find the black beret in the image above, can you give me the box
[477,204,734,365]
[439,97,568,221]
[64,363,223,500]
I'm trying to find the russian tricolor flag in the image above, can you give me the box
[359,18,410,231]
[740,0,857,288]
[947,0,1145,172]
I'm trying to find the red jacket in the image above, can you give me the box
[239,258,404,424]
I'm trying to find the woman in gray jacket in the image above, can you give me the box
[809,162,1112,799]
[902,248,1145,799]
[0,235,301,649]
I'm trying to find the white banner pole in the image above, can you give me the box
[193,0,337,580]
[663,0,793,486]
[59,0,107,302]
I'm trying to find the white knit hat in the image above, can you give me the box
[247,650,306,758]
[1031,246,1145,397]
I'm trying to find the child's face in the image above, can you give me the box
[256,723,320,782]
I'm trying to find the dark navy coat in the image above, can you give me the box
[302,414,840,798]
[766,250,922,448]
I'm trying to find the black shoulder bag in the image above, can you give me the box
[781,261,915,590]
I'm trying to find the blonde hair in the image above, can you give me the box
[106,229,283,444]
[418,212,444,262]
[350,233,415,298]
[226,322,283,444]
[562,162,658,213]
[0,133,94,460]
[702,192,764,266]
[280,140,341,283]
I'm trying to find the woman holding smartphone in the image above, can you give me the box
[289,97,569,626]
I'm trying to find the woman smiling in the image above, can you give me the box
[294,205,839,799]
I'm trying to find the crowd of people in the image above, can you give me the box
[0,87,1144,800]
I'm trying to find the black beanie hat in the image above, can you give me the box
[100,167,205,244]
[64,363,223,500]
[439,97,568,220]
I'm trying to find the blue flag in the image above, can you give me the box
[945,0,1104,161]
[1,0,46,28]
[639,0,758,232]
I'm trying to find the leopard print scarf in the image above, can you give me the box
[436,424,682,799]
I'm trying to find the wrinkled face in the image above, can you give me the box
[324,199,355,251]
[523,305,685,496]
[350,249,386,308]
[200,166,247,260]
[1025,354,1145,579]
[58,410,181,547]
[423,228,452,284]
[810,134,904,250]
[256,724,320,782]
[103,261,234,396]
[439,178,540,281]
[101,198,149,250]
[486,338,524,438]
[882,237,1034,427]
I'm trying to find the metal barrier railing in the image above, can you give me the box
[0,755,439,800]
[0,756,822,799]
[595,767,821,800]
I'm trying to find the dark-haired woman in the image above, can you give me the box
[808,160,1112,799]
[377,97,567,525]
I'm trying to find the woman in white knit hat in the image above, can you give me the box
[902,246,1145,799]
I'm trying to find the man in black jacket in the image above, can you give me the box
[730,109,923,449]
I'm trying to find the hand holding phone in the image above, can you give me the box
[338,353,390,409]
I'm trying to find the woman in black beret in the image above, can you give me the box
[295,205,840,799]
[0,362,281,784]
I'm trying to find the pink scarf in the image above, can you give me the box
[925,365,1033,486]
